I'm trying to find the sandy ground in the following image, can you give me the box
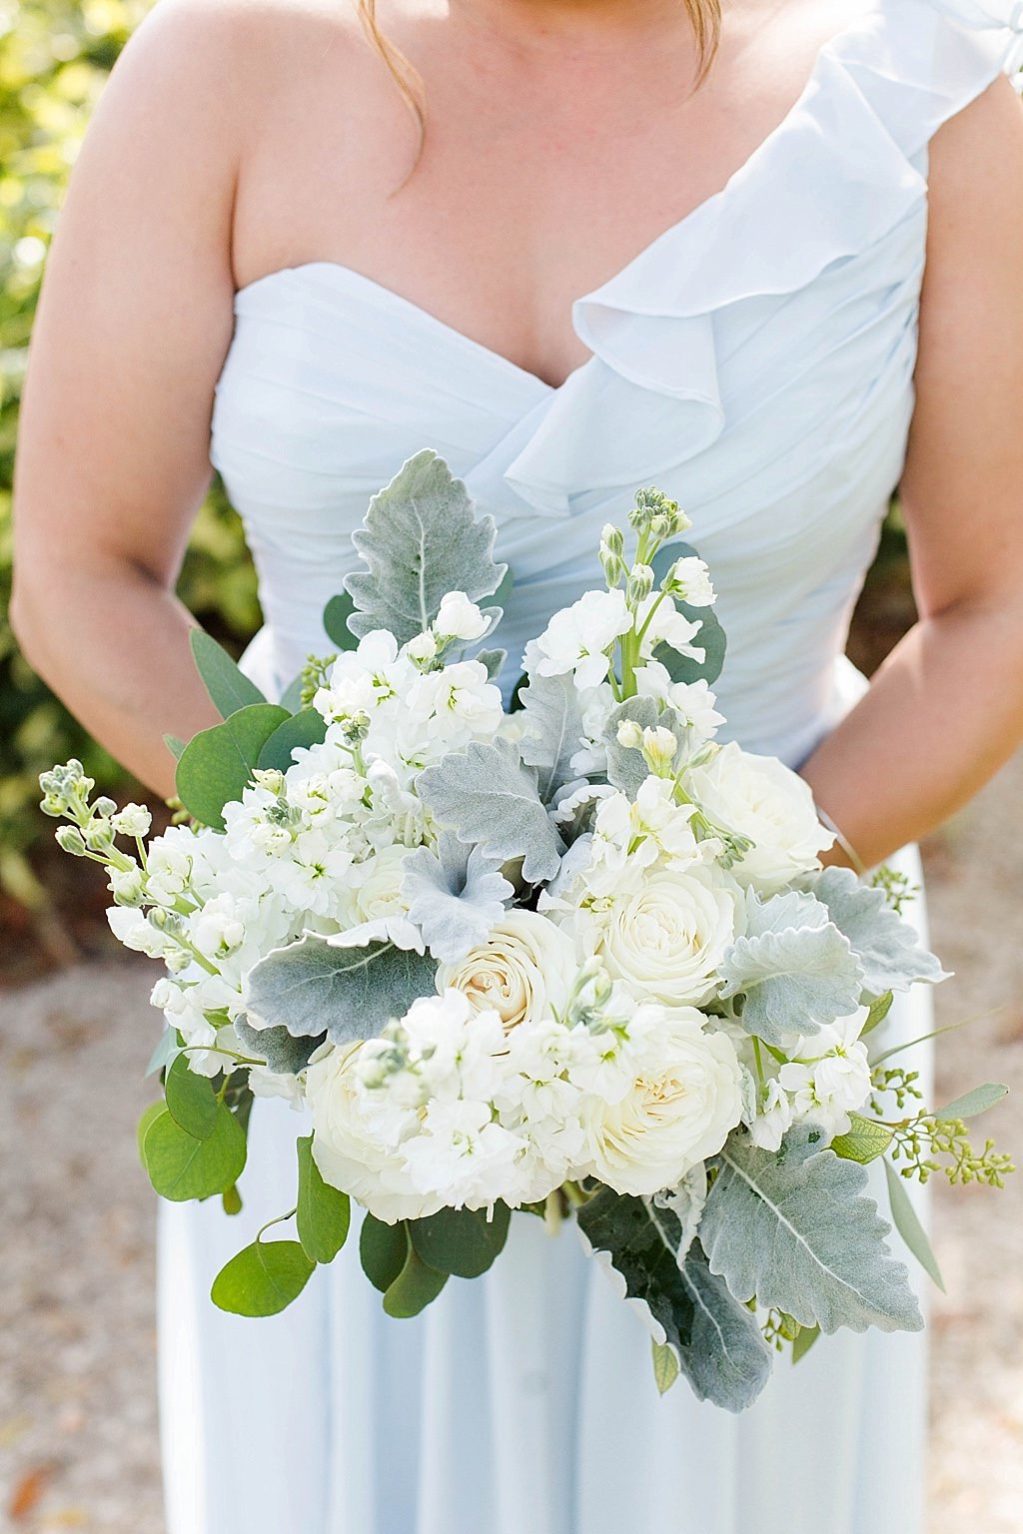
[0,753,1021,1534]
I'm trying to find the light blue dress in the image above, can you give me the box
[158,3,1022,1530]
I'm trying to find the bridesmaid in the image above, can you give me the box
[11,1,1023,1531]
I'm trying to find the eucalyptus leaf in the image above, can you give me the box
[861,991,894,1037]
[382,1232,450,1318]
[257,709,327,773]
[142,1103,247,1202]
[164,733,186,762]
[221,1183,243,1216]
[720,889,864,1045]
[164,1053,219,1141]
[804,866,950,998]
[700,1127,923,1334]
[831,1113,894,1165]
[234,1015,326,1076]
[791,1323,821,1364]
[137,1101,166,1169]
[176,704,290,830]
[577,1190,772,1413]
[651,1338,681,1394]
[884,1159,945,1292]
[401,833,513,963]
[211,1239,315,1317]
[360,1213,409,1292]
[322,591,359,651]
[935,1082,1008,1122]
[297,1135,351,1264]
[245,933,437,1044]
[517,671,588,803]
[409,1203,512,1278]
[345,451,506,645]
[278,672,306,714]
[417,738,564,885]
[189,629,267,718]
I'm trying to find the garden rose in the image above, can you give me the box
[436,909,576,1032]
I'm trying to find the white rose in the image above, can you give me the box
[685,741,833,894]
[580,1011,744,1194]
[434,591,490,641]
[306,1044,445,1224]
[579,861,743,1008]
[436,909,577,1032]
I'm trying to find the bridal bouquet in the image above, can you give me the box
[42,452,1012,1410]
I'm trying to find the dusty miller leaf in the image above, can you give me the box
[417,738,564,885]
[245,933,436,1043]
[602,696,690,797]
[700,1126,923,1334]
[345,451,506,645]
[517,671,588,803]
[803,866,949,998]
[234,1015,325,1075]
[401,832,513,963]
[577,1190,772,1412]
[720,888,864,1044]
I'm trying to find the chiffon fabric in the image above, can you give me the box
[160,2,1021,1529]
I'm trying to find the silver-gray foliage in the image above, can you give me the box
[577,1188,772,1412]
[602,696,690,797]
[345,451,506,645]
[719,888,864,1045]
[245,933,437,1044]
[401,832,514,963]
[417,738,565,884]
[517,671,587,804]
[234,1015,325,1075]
[802,866,949,999]
[700,1126,924,1334]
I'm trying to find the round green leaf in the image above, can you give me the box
[175,703,290,830]
[383,1236,449,1319]
[830,1114,894,1165]
[137,1101,167,1169]
[651,1339,680,1395]
[322,592,358,651]
[649,540,727,686]
[297,1136,351,1264]
[409,1203,511,1278]
[165,1054,219,1140]
[143,1103,247,1201]
[211,1240,315,1317]
[258,709,327,774]
[359,1213,408,1292]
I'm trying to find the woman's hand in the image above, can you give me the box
[800,73,1023,869]
[10,0,249,797]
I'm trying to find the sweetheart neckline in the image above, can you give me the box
[231,0,885,393]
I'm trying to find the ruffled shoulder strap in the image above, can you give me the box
[845,0,1023,157]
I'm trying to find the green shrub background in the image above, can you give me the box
[0,0,259,907]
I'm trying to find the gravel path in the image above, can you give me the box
[1,752,1020,1533]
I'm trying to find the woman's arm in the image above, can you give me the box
[10,0,250,799]
[800,73,1023,870]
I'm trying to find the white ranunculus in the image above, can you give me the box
[306,1043,445,1224]
[580,1010,744,1195]
[436,909,577,1032]
[578,861,743,1008]
[685,741,833,894]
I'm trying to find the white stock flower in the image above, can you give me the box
[579,1008,744,1195]
[685,741,833,893]
[111,803,152,838]
[634,663,725,740]
[635,593,705,662]
[434,591,490,641]
[776,1009,872,1141]
[663,555,716,607]
[533,589,631,690]
[436,909,577,1032]
[575,861,743,1008]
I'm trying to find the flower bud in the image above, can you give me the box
[251,768,286,796]
[642,725,680,774]
[626,563,654,605]
[84,818,114,852]
[407,630,440,666]
[112,803,153,838]
[616,719,645,750]
[55,825,87,857]
[109,864,146,907]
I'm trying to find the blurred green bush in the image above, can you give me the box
[0,0,259,907]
